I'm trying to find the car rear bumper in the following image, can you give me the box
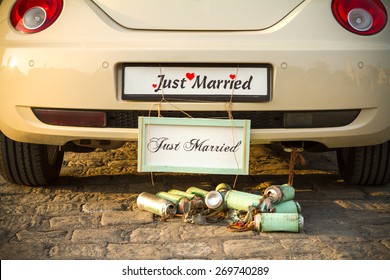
[1,105,389,149]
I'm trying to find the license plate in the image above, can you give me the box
[122,64,271,102]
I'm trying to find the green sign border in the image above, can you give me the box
[138,117,250,175]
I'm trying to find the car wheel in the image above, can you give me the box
[0,131,64,186]
[337,141,390,186]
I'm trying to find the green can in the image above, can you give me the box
[156,191,189,213]
[215,183,232,192]
[273,200,301,213]
[186,187,209,197]
[224,190,263,211]
[264,184,295,204]
[168,189,205,210]
[259,199,301,213]
[254,213,304,232]
[168,189,196,200]
[156,192,186,204]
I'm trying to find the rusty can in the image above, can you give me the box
[264,184,295,204]
[137,192,177,217]
[254,213,304,232]
[259,199,301,213]
[167,189,205,211]
[156,191,189,213]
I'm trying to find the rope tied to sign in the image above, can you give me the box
[146,64,244,188]
[151,64,194,119]
[147,65,196,186]
[287,147,306,186]
[226,65,241,189]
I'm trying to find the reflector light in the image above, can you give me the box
[10,0,63,33]
[283,110,360,128]
[331,0,387,35]
[33,109,107,127]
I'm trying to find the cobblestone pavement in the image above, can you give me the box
[0,144,389,260]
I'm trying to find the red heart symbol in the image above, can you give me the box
[229,74,236,80]
[186,72,195,81]
[152,84,157,88]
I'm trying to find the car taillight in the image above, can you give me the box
[10,0,63,33]
[332,0,387,35]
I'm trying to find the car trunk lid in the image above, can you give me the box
[92,0,305,31]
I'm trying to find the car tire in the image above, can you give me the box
[0,131,64,186]
[337,141,390,186]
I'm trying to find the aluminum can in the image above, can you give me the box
[259,200,301,213]
[215,183,232,192]
[137,192,177,217]
[264,184,295,204]
[156,191,190,213]
[224,190,263,211]
[186,186,209,197]
[156,191,186,204]
[273,200,301,213]
[204,190,225,210]
[254,213,304,232]
[169,189,205,210]
[168,189,196,200]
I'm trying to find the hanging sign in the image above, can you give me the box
[138,117,250,175]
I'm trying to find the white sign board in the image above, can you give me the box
[122,64,271,102]
[138,117,250,175]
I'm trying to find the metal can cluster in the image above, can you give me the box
[136,183,304,233]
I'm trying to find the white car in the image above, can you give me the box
[0,0,389,186]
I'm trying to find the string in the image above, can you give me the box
[147,102,159,186]
[147,65,195,186]
[147,64,165,186]
[226,65,241,189]
[287,147,306,186]
[146,64,244,188]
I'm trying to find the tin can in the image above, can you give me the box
[264,184,295,204]
[259,200,301,213]
[204,190,225,210]
[186,186,209,197]
[215,183,232,192]
[156,192,189,213]
[156,192,186,204]
[224,190,263,211]
[273,200,301,213]
[137,192,177,217]
[254,213,304,232]
[168,189,196,200]
[257,197,273,212]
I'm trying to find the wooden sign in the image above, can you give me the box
[138,117,250,175]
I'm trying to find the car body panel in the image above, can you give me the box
[0,0,389,148]
[91,0,305,31]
